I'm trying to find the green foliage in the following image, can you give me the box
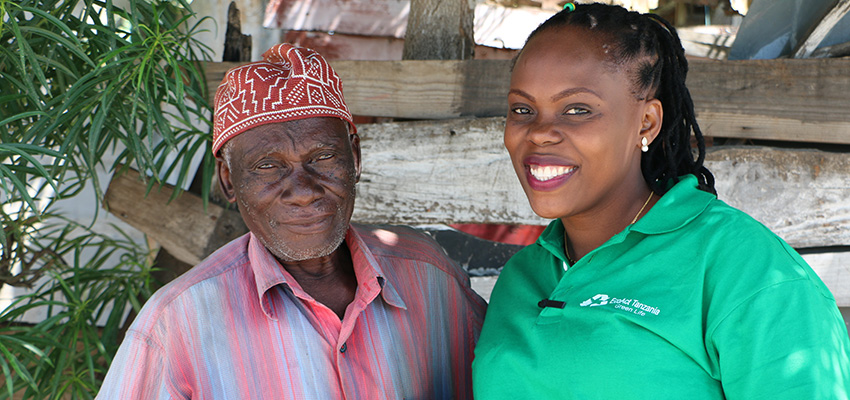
[0,219,155,399]
[1,0,215,213]
[0,0,214,397]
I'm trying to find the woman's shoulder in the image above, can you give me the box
[700,197,777,238]
[691,198,834,300]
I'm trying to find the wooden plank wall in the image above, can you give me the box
[352,117,850,247]
[206,57,850,144]
[172,58,850,305]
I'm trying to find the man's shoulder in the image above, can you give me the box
[132,234,252,329]
[352,223,464,275]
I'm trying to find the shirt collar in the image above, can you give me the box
[347,225,406,310]
[537,174,716,255]
[630,174,716,235]
[249,226,406,320]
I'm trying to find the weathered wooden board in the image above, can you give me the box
[353,117,850,248]
[205,58,850,144]
[805,250,850,307]
[103,169,247,266]
[687,58,850,143]
[676,26,736,60]
[205,60,510,119]
[353,117,532,224]
[709,146,850,248]
[105,117,850,252]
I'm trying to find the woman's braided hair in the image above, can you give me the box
[521,3,716,195]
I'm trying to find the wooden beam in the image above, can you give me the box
[223,2,251,62]
[106,117,850,257]
[793,0,850,58]
[204,60,510,119]
[353,117,850,249]
[103,169,247,266]
[686,58,850,144]
[707,146,850,248]
[804,250,850,307]
[205,57,850,144]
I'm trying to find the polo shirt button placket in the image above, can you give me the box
[340,343,347,353]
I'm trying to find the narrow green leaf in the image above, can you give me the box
[17,26,93,68]
[0,346,38,393]
[0,163,39,215]
[9,21,49,103]
[18,7,94,67]
[0,111,49,127]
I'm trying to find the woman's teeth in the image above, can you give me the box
[529,165,575,181]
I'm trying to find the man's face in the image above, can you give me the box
[218,118,361,262]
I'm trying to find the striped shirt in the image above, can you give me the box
[97,224,486,399]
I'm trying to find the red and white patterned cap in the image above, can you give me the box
[212,43,355,156]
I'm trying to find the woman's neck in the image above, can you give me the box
[562,186,657,261]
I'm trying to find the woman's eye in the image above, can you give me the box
[511,106,532,115]
[565,107,589,115]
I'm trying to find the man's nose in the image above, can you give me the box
[280,167,324,206]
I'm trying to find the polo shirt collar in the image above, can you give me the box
[249,226,405,320]
[536,174,716,255]
[630,174,716,235]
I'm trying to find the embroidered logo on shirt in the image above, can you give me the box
[579,294,609,307]
[580,294,661,316]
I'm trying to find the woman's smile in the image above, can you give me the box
[524,155,577,191]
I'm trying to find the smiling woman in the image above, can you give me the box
[503,26,662,232]
[472,3,850,399]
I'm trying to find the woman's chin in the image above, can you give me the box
[529,203,567,220]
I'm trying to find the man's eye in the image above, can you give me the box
[257,162,276,169]
[511,107,532,115]
[565,107,589,115]
[316,153,334,161]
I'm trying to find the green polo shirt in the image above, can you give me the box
[473,175,850,399]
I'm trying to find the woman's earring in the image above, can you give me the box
[640,137,649,152]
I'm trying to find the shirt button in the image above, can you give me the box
[340,343,347,353]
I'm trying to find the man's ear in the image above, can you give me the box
[217,158,237,203]
[350,133,362,183]
[640,98,663,145]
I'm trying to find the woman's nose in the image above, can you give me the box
[526,119,564,147]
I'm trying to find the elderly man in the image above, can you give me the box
[97,44,486,399]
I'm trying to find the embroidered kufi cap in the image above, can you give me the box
[212,43,355,156]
